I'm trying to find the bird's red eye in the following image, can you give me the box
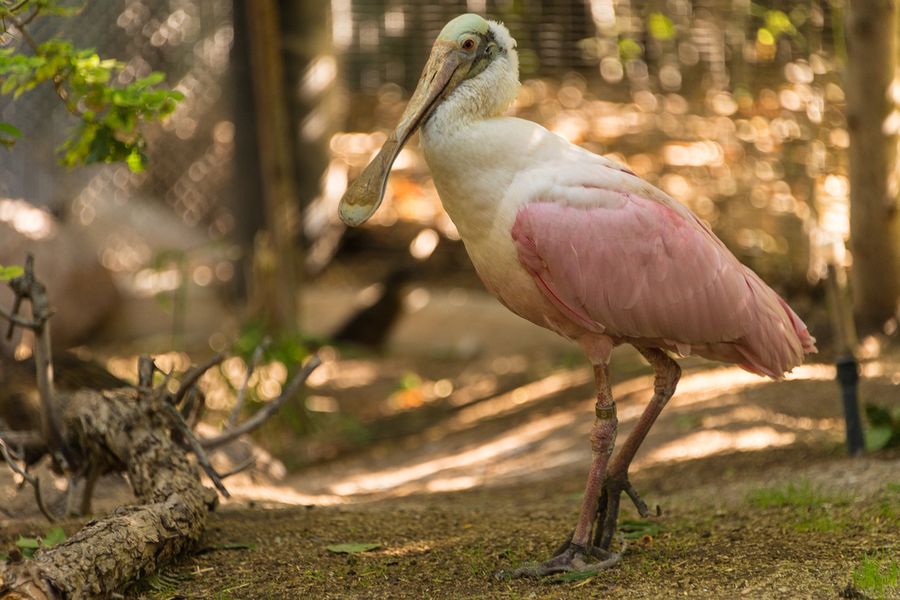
[462,38,476,51]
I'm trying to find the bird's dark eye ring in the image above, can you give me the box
[462,38,476,51]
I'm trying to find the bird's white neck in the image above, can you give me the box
[418,38,520,240]
[422,34,519,138]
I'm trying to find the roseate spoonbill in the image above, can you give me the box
[339,14,817,576]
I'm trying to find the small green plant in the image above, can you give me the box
[0,0,183,170]
[851,553,900,600]
[864,403,900,451]
[233,322,310,367]
[14,526,66,558]
[793,513,841,533]
[0,264,24,280]
[747,480,831,508]
[140,568,193,600]
[397,371,422,391]
[620,518,663,539]
[647,12,676,41]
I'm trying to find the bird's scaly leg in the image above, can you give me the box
[512,364,621,577]
[594,347,680,550]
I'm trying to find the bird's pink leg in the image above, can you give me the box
[573,363,617,546]
[511,363,621,577]
[594,347,680,550]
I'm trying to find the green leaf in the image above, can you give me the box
[398,372,421,391]
[135,72,165,88]
[620,518,662,539]
[16,536,40,557]
[618,38,643,60]
[864,403,900,450]
[865,403,892,427]
[648,12,676,41]
[1,78,18,95]
[1,4,183,170]
[866,427,894,452]
[757,28,775,46]
[42,527,66,548]
[765,9,798,38]
[15,536,40,549]
[0,122,22,138]
[326,543,381,554]
[0,265,24,281]
[126,146,146,173]
[546,570,597,584]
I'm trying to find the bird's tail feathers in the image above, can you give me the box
[735,270,817,379]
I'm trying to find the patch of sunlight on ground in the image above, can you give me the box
[451,368,593,426]
[225,482,343,507]
[639,427,797,465]
[329,410,579,495]
[243,360,877,503]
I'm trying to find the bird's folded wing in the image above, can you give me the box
[511,191,782,350]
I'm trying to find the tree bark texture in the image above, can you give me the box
[845,0,900,333]
[1,388,217,599]
[241,0,301,333]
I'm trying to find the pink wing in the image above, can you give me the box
[512,193,816,378]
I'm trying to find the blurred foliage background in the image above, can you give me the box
[0,1,860,324]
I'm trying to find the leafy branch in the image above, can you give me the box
[0,0,183,171]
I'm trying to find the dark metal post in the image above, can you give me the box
[836,356,864,456]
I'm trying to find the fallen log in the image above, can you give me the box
[1,386,217,599]
[0,256,321,598]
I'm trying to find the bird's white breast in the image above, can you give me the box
[420,116,612,335]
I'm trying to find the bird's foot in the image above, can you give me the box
[503,542,620,579]
[594,473,658,550]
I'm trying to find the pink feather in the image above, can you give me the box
[511,193,816,378]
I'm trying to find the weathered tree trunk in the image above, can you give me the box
[241,0,301,334]
[845,0,900,333]
[1,387,217,599]
[281,0,348,275]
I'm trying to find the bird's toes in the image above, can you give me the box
[621,478,656,518]
[502,544,620,579]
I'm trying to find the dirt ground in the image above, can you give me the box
[2,345,898,599]
[160,445,898,600]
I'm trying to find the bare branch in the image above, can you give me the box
[202,354,321,450]
[5,9,38,51]
[5,255,69,468]
[80,464,100,515]
[138,356,156,389]
[227,337,271,428]
[219,456,255,480]
[0,434,56,522]
[161,402,230,498]
[0,303,40,330]
[173,353,225,405]
[182,387,206,430]
[6,1,32,15]
[0,429,43,449]
[63,472,80,517]
[4,294,22,339]
[18,6,39,27]
[6,7,86,119]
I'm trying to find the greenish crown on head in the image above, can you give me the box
[437,13,489,41]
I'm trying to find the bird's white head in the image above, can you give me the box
[339,14,519,226]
